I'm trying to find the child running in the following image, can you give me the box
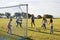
[31,14,35,28]
[50,18,53,34]
[7,18,12,35]
[16,16,22,28]
[41,17,47,29]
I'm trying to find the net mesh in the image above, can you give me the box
[0,4,28,39]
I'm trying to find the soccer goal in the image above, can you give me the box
[0,4,28,39]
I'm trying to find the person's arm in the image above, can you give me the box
[49,19,51,25]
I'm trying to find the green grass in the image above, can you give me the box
[0,18,60,40]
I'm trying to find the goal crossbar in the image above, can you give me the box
[0,4,28,9]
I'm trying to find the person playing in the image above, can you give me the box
[18,16,22,27]
[7,18,12,35]
[31,14,35,28]
[16,16,22,28]
[41,17,47,29]
[49,18,53,34]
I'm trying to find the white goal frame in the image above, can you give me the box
[0,4,28,38]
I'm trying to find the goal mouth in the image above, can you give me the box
[0,4,28,39]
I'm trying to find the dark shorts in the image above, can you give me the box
[43,24,46,27]
[32,20,34,23]
[50,26,53,33]
[16,21,22,24]
[51,26,53,29]
[43,24,46,29]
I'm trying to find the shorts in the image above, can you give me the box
[32,20,34,23]
[16,21,22,24]
[50,26,53,33]
[50,26,53,30]
[43,24,46,27]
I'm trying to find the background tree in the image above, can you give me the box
[14,12,21,18]
[0,13,5,18]
[28,14,32,18]
[37,15,42,19]
[5,12,11,18]
[22,12,32,18]
[43,14,53,18]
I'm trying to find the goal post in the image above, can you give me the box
[25,4,28,38]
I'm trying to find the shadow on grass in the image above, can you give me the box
[46,28,60,32]
[0,30,33,40]
[12,34,33,40]
[29,27,60,33]
[28,28,60,36]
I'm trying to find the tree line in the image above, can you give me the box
[0,12,53,18]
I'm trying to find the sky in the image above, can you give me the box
[0,0,60,18]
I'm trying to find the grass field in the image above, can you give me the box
[0,18,60,40]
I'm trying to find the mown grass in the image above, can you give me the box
[0,18,60,40]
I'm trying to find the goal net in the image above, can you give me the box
[0,4,28,39]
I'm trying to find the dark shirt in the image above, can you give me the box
[31,15,34,20]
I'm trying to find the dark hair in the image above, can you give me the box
[43,17,46,20]
[43,17,47,22]
[50,18,53,23]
